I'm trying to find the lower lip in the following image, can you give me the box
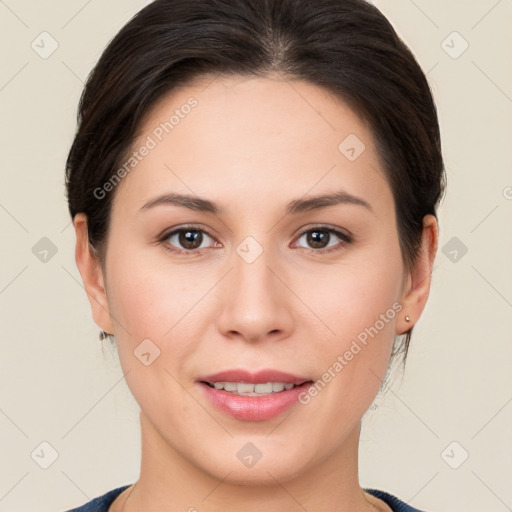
[197,381,314,421]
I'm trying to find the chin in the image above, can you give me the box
[195,448,309,486]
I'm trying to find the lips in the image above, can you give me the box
[196,368,311,386]
[197,379,315,421]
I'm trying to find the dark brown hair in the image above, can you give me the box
[65,0,446,366]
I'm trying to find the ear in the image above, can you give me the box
[73,213,115,335]
[396,214,439,335]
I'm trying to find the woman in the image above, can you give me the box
[64,0,445,510]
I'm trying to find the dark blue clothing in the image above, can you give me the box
[365,488,428,511]
[64,484,429,511]
[64,485,130,512]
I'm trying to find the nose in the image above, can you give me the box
[216,242,295,344]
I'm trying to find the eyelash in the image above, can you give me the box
[157,224,353,256]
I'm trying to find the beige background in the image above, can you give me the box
[0,0,511,511]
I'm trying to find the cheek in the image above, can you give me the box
[105,260,204,409]
[104,251,212,381]
[106,243,198,339]
[307,242,403,380]
[313,249,402,332]
[107,267,169,339]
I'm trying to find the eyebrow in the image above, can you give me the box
[138,190,373,216]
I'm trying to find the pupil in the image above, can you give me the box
[180,230,202,249]
[308,229,328,248]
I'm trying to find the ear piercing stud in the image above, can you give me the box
[405,315,410,322]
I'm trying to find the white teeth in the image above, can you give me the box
[208,381,298,395]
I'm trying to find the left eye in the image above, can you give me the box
[294,227,351,253]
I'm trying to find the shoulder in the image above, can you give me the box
[364,488,430,512]
[63,484,132,512]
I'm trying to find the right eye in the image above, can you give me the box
[158,225,220,255]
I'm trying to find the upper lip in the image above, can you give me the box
[197,369,312,385]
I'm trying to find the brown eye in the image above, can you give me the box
[161,226,217,253]
[306,229,330,249]
[177,229,203,250]
[295,226,352,254]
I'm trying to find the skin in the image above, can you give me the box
[74,73,438,512]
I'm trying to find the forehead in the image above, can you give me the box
[111,74,391,218]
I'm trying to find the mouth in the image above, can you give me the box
[196,368,312,386]
[200,380,312,396]
[195,369,315,420]
[197,379,315,421]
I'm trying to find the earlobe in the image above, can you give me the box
[73,213,115,335]
[396,214,438,335]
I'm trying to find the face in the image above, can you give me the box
[77,74,426,486]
